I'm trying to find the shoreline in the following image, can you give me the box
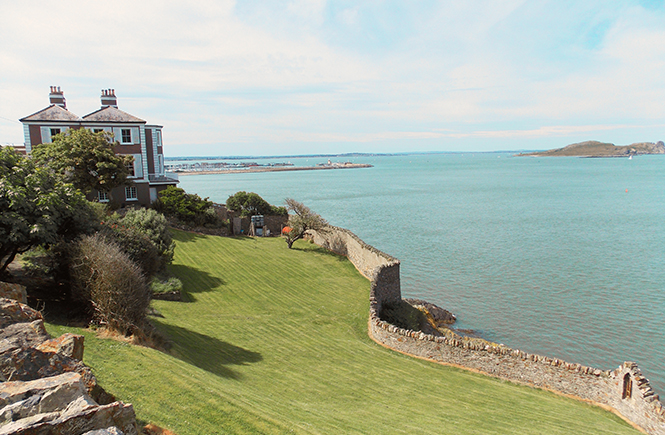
[175,163,373,176]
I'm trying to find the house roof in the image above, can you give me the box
[19,105,82,122]
[82,106,145,123]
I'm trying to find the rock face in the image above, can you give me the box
[0,284,27,305]
[405,299,456,325]
[0,297,139,435]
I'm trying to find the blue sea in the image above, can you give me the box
[177,153,665,393]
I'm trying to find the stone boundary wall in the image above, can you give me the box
[309,226,665,435]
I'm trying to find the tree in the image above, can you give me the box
[153,186,222,227]
[283,198,328,249]
[226,191,287,217]
[31,128,133,194]
[0,147,97,275]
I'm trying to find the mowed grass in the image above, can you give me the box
[47,230,639,435]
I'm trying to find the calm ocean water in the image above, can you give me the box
[178,153,665,393]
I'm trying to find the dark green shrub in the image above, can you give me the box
[119,208,175,267]
[100,223,160,279]
[69,233,151,336]
[226,191,286,217]
[150,276,183,295]
[154,186,222,227]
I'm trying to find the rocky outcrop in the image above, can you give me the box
[0,284,27,305]
[0,297,138,435]
[405,299,456,325]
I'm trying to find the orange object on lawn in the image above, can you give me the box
[282,226,292,234]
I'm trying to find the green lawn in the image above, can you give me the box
[47,230,639,434]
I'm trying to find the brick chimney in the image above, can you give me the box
[49,86,66,109]
[100,89,118,108]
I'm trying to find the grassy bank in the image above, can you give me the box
[47,230,639,434]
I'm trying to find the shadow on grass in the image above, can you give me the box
[153,321,263,380]
[291,243,347,262]
[171,229,256,244]
[166,264,225,302]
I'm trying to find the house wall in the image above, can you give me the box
[308,225,665,435]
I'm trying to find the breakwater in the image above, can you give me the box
[309,226,665,435]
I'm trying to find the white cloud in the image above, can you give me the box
[2,1,665,154]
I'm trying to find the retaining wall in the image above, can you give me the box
[309,226,665,435]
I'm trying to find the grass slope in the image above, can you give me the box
[47,230,639,434]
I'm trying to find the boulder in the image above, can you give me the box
[0,347,106,401]
[83,428,125,435]
[0,299,42,329]
[37,333,85,361]
[0,372,90,424]
[0,400,138,435]
[0,282,27,304]
[0,320,50,351]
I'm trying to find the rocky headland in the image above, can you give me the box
[517,140,665,157]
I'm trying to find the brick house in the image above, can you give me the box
[19,87,178,207]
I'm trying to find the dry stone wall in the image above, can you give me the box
[309,226,665,435]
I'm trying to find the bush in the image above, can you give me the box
[226,191,287,217]
[150,276,183,295]
[118,208,175,267]
[69,234,151,336]
[100,223,161,279]
[154,186,222,227]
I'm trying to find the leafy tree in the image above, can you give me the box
[226,191,287,217]
[31,128,133,194]
[153,186,222,227]
[0,147,97,275]
[283,198,328,249]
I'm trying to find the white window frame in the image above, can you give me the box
[97,191,109,203]
[121,128,132,144]
[126,159,136,177]
[122,154,143,179]
[40,126,69,143]
[125,186,138,201]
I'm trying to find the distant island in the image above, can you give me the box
[517,140,665,157]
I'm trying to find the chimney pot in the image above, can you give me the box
[100,88,118,109]
[48,86,66,109]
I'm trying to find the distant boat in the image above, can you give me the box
[629,155,633,160]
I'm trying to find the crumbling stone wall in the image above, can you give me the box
[309,226,665,435]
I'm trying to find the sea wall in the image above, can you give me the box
[308,226,665,435]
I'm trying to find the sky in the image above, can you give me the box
[1,0,664,157]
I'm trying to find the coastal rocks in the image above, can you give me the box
[0,283,27,305]
[82,428,126,435]
[0,320,50,351]
[405,299,456,325]
[0,297,138,434]
[36,333,85,361]
[0,299,42,329]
